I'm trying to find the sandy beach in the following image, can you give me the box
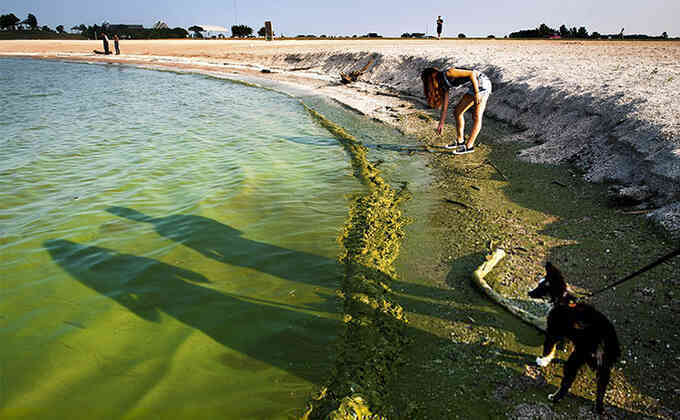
[2,38,679,237]
[3,39,680,419]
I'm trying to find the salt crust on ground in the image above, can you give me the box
[2,39,678,235]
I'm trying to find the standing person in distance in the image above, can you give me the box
[93,32,112,55]
[421,66,493,154]
[436,16,444,39]
[114,35,120,55]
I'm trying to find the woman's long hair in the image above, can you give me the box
[421,67,444,109]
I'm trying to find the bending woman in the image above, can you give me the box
[421,67,492,154]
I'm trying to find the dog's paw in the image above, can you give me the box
[536,356,551,367]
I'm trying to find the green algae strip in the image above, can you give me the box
[301,104,412,419]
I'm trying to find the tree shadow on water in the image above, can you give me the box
[44,238,339,384]
[104,206,513,331]
[106,206,340,289]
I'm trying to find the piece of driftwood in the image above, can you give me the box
[472,249,548,331]
[485,159,508,181]
[444,198,471,209]
[340,59,374,84]
[290,66,315,71]
[619,208,657,215]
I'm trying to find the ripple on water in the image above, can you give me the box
[0,57,374,419]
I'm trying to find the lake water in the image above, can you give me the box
[0,58,430,419]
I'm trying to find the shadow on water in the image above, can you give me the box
[105,206,530,339]
[106,206,339,288]
[42,238,537,396]
[43,238,339,384]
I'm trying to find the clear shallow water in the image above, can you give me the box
[0,58,430,419]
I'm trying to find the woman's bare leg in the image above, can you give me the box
[467,95,489,148]
[454,94,475,144]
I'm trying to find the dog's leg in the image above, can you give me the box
[594,366,612,414]
[536,335,559,367]
[549,351,586,403]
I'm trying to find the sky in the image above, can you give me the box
[1,0,678,38]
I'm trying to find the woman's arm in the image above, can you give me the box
[437,88,450,135]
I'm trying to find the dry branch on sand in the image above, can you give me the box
[340,59,374,84]
[472,249,548,331]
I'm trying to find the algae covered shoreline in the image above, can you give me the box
[305,102,679,418]
[4,49,679,418]
[387,114,680,419]
[299,98,679,418]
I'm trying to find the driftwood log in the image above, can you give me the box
[340,59,374,84]
[472,249,548,331]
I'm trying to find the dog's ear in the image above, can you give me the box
[546,261,561,276]
[545,261,567,290]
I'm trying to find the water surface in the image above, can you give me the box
[1,58,432,419]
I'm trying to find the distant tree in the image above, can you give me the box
[41,25,53,32]
[366,32,380,38]
[569,27,577,38]
[172,27,189,38]
[23,13,38,30]
[231,24,252,38]
[188,25,204,38]
[258,26,266,37]
[84,24,101,39]
[458,33,466,38]
[662,31,668,39]
[0,13,21,30]
[576,26,588,38]
[56,25,65,34]
[537,23,555,37]
[487,34,495,39]
[559,24,569,38]
[590,32,601,39]
[401,33,410,38]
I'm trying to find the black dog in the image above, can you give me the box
[529,262,621,414]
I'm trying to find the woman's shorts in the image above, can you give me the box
[466,72,492,99]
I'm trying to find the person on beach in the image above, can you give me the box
[114,35,120,55]
[421,67,492,154]
[93,32,112,55]
[436,16,444,39]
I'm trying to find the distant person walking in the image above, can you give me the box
[93,32,112,55]
[114,35,120,55]
[436,16,444,39]
[421,66,493,154]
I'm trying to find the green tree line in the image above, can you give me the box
[509,23,672,39]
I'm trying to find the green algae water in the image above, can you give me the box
[0,58,430,419]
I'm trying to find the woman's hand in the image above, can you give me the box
[436,124,443,135]
[475,92,481,106]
